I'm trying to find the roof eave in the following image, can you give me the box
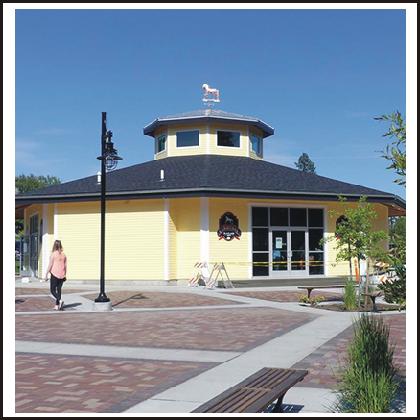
[143,116,274,138]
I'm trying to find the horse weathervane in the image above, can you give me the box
[202,84,220,106]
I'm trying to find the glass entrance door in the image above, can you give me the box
[272,230,288,272]
[271,229,308,276]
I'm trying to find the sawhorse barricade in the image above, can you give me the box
[188,262,234,289]
[210,263,234,289]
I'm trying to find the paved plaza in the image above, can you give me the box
[12,279,407,414]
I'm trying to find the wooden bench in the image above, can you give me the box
[297,285,348,299]
[192,367,308,413]
[361,291,382,312]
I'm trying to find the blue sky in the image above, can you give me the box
[10,6,414,202]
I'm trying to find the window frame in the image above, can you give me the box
[216,129,242,149]
[175,129,200,149]
[251,134,262,156]
[156,134,166,154]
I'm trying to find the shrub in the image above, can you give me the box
[299,294,325,306]
[331,314,399,413]
[343,278,358,311]
[378,234,406,308]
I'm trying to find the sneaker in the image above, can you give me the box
[59,300,64,310]
[53,305,59,311]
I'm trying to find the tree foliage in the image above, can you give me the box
[388,216,406,245]
[321,195,388,283]
[374,111,406,187]
[295,152,317,174]
[15,174,62,236]
[15,173,61,194]
[377,232,406,308]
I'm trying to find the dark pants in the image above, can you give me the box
[50,274,65,305]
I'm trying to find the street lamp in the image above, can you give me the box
[94,112,122,307]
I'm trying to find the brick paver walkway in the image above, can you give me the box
[16,353,216,413]
[16,307,317,352]
[83,291,244,309]
[224,290,343,303]
[15,287,94,296]
[292,313,406,388]
[14,282,407,414]
[15,297,76,312]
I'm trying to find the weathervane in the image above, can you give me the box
[202,84,220,108]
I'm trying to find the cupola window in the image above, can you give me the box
[176,130,199,148]
[217,130,240,148]
[251,135,262,155]
[157,134,166,153]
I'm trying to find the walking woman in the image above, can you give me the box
[44,240,67,311]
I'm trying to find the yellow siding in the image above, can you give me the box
[209,198,249,279]
[168,200,177,280]
[24,194,390,283]
[56,200,165,281]
[170,198,201,280]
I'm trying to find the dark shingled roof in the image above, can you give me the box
[143,109,275,138]
[15,155,406,213]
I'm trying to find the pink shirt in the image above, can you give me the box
[48,251,67,279]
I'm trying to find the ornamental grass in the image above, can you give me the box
[331,313,400,413]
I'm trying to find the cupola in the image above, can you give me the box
[143,85,274,161]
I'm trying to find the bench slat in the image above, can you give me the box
[192,367,308,413]
[200,388,269,413]
[242,372,308,413]
[244,368,294,389]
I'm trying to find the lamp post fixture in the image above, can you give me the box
[94,112,122,307]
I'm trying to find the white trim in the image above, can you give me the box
[166,126,170,157]
[248,203,253,279]
[200,197,210,263]
[206,122,210,154]
[246,127,250,156]
[42,204,49,279]
[54,203,58,240]
[163,199,170,281]
[323,206,329,276]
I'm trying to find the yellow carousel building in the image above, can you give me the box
[15,89,406,285]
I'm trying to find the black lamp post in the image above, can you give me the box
[95,112,122,304]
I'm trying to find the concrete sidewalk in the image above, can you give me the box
[13,279,407,414]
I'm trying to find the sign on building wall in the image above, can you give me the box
[217,212,242,241]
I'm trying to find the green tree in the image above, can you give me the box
[295,152,317,174]
[321,195,388,306]
[374,111,406,187]
[389,216,406,245]
[15,173,61,194]
[15,174,61,235]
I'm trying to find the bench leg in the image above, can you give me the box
[307,289,313,299]
[272,394,285,413]
[371,297,378,312]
